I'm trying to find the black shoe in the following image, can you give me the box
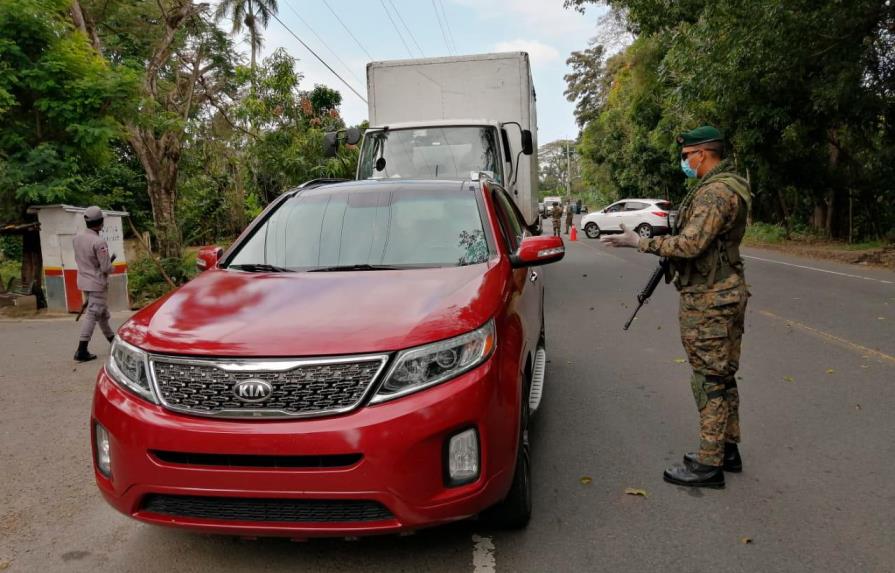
[74,341,97,362]
[663,461,725,489]
[107,335,115,344]
[684,442,742,473]
[74,349,97,362]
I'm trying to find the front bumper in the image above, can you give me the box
[91,355,517,537]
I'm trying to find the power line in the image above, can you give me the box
[282,0,364,86]
[437,0,457,54]
[431,0,453,55]
[269,11,367,104]
[321,0,374,62]
[388,0,424,57]
[379,0,414,58]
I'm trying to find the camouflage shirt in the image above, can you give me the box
[638,162,746,292]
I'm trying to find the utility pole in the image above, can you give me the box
[566,139,571,203]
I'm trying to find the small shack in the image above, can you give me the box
[28,205,129,312]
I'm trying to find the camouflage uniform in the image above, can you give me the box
[551,204,562,236]
[638,160,751,467]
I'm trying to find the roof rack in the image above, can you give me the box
[296,178,351,190]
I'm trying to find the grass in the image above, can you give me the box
[0,259,21,290]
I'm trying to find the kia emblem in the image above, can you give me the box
[233,379,273,403]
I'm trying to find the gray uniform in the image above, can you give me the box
[73,229,114,342]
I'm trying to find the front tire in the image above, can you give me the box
[584,222,601,239]
[483,377,532,529]
[636,223,654,238]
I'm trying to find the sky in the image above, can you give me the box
[245,0,606,144]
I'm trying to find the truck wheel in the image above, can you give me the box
[584,222,601,239]
[483,378,532,529]
[636,223,654,238]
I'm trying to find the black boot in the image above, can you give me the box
[74,341,97,362]
[663,460,725,489]
[684,442,742,473]
[107,334,115,343]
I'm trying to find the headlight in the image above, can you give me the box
[107,338,157,403]
[372,320,496,403]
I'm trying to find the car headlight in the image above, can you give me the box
[107,338,157,403]
[372,320,496,403]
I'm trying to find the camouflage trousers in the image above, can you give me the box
[678,282,748,466]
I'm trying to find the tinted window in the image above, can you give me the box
[625,202,648,211]
[492,190,524,250]
[228,187,490,269]
[605,202,625,213]
[656,201,672,211]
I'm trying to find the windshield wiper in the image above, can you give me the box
[227,263,292,273]
[307,264,400,272]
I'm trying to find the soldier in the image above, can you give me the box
[551,202,562,236]
[73,206,116,362]
[601,126,751,489]
[565,201,574,234]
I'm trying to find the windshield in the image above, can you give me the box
[227,186,491,270]
[358,127,502,183]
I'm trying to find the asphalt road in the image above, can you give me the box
[2,222,893,572]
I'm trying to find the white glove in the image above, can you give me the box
[599,224,640,248]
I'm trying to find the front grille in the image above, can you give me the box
[151,450,362,469]
[150,356,387,418]
[141,495,394,523]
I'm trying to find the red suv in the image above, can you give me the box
[91,179,563,537]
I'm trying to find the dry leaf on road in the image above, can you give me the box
[826,369,835,374]
[624,487,648,497]
[674,358,686,364]
[740,537,753,545]
[783,376,795,382]
[579,476,593,486]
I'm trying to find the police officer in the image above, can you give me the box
[73,206,116,362]
[551,202,562,236]
[601,126,751,489]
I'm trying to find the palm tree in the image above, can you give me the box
[214,0,279,74]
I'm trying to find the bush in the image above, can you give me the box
[0,259,21,289]
[745,222,787,244]
[0,235,22,260]
[127,252,199,309]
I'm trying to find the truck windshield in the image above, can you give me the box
[226,186,491,270]
[359,127,502,183]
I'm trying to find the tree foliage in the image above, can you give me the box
[565,0,895,240]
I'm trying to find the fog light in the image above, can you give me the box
[94,422,112,478]
[447,428,479,485]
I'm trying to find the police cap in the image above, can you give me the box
[677,126,724,147]
[84,206,104,224]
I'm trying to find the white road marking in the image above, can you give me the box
[743,254,893,285]
[472,534,496,573]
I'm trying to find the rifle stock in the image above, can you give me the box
[623,258,669,330]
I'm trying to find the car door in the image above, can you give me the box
[621,201,648,229]
[600,201,626,230]
[492,187,542,360]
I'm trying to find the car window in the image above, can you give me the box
[605,202,625,213]
[228,186,491,269]
[492,190,524,251]
[625,201,648,211]
[656,201,672,211]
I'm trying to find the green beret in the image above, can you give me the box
[677,125,724,147]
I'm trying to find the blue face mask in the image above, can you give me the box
[681,157,698,179]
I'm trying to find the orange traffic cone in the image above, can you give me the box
[570,225,578,241]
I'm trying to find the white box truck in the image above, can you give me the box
[327,52,540,226]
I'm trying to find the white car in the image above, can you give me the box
[579,198,674,239]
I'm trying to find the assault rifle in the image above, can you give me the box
[623,257,670,330]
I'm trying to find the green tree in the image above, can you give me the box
[214,0,279,75]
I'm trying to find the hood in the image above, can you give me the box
[119,263,504,357]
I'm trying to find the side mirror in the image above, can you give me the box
[196,246,224,272]
[345,127,361,146]
[510,235,565,268]
[520,129,534,155]
[324,131,339,157]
